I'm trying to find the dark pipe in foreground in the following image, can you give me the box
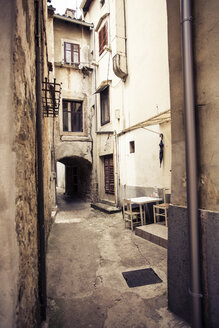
[35,0,47,321]
[180,0,203,327]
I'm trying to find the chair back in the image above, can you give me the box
[123,199,132,213]
[163,188,171,203]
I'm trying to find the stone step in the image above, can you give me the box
[91,202,121,214]
[135,224,168,249]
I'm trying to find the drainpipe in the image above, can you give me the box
[181,1,203,327]
[91,26,98,133]
[35,0,47,321]
[114,130,120,207]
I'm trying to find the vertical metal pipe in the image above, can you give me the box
[35,0,47,321]
[180,1,203,327]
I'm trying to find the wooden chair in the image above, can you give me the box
[123,199,141,231]
[153,189,170,226]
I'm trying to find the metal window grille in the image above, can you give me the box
[42,78,62,117]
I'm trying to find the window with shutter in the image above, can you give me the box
[98,22,108,55]
[104,155,114,194]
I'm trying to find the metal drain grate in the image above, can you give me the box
[122,268,162,288]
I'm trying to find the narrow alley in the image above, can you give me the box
[46,190,190,328]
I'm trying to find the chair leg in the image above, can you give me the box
[131,214,133,231]
[153,206,156,224]
[122,205,125,220]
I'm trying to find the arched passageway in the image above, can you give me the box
[56,156,92,200]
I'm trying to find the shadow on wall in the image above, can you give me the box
[56,156,92,200]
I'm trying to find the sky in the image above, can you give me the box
[51,0,82,17]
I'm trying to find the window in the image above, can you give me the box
[104,155,114,194]
[98,23,108,55]
[64,42,80,64]
[130,141,135,153]
[63,100,83,132]
[100,86,110,125]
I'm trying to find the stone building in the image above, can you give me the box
[47,7,95,200]
[0,0,53,326]
[80,0,172,208]
[167,0,219,327]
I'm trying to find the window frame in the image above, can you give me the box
[98,22,108,56]
[100,86,110,126]
[64,42,80,65]
[62,99,83,133]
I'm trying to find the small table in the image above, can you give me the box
[126,196,162,226]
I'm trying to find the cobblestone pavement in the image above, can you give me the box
[46,191,190,328]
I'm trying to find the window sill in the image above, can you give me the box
[55,62,80,70]
[60,135,92,142]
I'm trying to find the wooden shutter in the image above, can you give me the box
[99,22,108,55]
[99,27,103,55]
[104,155,114,194]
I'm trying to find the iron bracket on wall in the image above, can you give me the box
[42,78,62,117]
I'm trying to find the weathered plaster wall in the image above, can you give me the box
[56,141,92,163]
[167,0,219,326]
[53,20,92,142]
[0,1,19,327]
[13,1,40,326]
[167,0,219,210]
[0,0,52,326]
[50,17,96,200]
[194,0,219,211]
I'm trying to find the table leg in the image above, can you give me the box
[143,204,146,224]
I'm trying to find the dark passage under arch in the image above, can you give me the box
[57,156,92,200]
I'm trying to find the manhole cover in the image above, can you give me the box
[122,268,162,288]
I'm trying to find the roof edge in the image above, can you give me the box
[53,14,93,28]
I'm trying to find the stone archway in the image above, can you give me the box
[57,156,92,200]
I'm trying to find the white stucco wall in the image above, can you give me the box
[119,123,171,191]
[83,0,171,203]
[123,0,170,126]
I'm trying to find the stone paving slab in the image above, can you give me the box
[135,224,168,249]
[91,202,121,214]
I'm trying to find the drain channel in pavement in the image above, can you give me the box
[122,268,162,288]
